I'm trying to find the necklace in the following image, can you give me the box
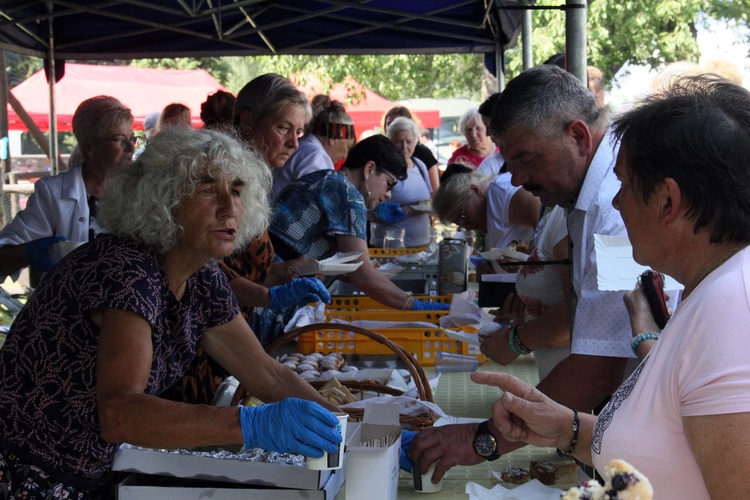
[695,244,748,288]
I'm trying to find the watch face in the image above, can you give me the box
[474,433,497,456]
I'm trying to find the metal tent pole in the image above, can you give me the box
[46,1,58,175]
[522,6,533,70]
[566,0,587,83]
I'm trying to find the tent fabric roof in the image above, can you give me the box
[7,63,227,131]
[0,1,525,63]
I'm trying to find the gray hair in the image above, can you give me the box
[432,171,495,224]
[99,127,272,255]
[458,108,482,135]
[72,95,133,150]
[234,73,311,134]
[386,116,419,142]
[490,65,605,139]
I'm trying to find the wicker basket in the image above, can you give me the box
[232,323,438,430]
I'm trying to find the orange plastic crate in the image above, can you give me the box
[328,295,451,311]
[296,325,484,366]
[325,309,448,324]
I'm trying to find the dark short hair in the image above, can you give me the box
[478,93,501,119]
[342,134,407,180]
[612,74,750,244]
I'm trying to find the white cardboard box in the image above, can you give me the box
[112,444,343,497]
[345,403,402,500]
[117,470,344,500]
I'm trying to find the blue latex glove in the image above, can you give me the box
[268,277,331,310]
[24,236,66,272]
[400,429,417,472]
[373,202,407,223]
[240,398,341,457]
[412,299,451,311]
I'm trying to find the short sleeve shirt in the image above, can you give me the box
[270,169,367,260]
[0,234,239,486]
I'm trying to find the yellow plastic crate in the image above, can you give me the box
[296,325,484,366]
[328,294,451,311]
[325,309,448,324]
[368,245,429,258]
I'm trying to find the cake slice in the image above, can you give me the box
[560,459,653,499]
[529,460,578,485]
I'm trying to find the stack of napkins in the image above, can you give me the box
[291,250,364,276]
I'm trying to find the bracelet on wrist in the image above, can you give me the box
[400,293,413,311]
[631,332,660,355]
[556,404,579,458]
[512,324,532,355]
[505,326,522,356]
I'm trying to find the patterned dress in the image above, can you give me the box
[0,234,239,495]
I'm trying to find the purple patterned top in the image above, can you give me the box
[0,234,239,488]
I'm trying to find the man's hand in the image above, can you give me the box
[408,423,485,483]
[471,372,568,449]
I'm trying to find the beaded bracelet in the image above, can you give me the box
[400,293,413,311]
[631,332,660,355]
[556,404,579,458]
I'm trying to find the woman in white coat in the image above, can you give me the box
[0,95,135,281]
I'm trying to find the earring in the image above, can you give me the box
[364,179,371,196]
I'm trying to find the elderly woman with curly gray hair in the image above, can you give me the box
[0,127,342,499]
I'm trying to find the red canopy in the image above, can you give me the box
[292,75,440,139]
[7,63,228,132]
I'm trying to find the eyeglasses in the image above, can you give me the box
[100,134,141,149]
[380,169,398,191]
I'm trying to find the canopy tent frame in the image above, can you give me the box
[0,0,588,174]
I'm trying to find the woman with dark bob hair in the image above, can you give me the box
[0,127,341,498]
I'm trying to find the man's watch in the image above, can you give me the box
[473,420,500,461]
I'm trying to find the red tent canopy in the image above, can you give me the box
[292,75,440,139]
[7,63,228,132]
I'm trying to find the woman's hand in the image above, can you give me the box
[488,291,525,324]
[265,258,318,286]
[268,277,331,310]
[479,326,519,365]
[623,286,667,336]
[240,398,341,457]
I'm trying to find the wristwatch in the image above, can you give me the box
[473,420,500,461]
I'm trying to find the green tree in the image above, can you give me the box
[503,1,749,84]
[133,53,485,105]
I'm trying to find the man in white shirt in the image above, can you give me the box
[406,64,634,481]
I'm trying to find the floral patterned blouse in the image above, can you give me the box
[0,234,239,488]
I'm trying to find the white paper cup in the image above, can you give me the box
[412,461,443,493]
[307,412,348,470]
[434,351,478,374]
